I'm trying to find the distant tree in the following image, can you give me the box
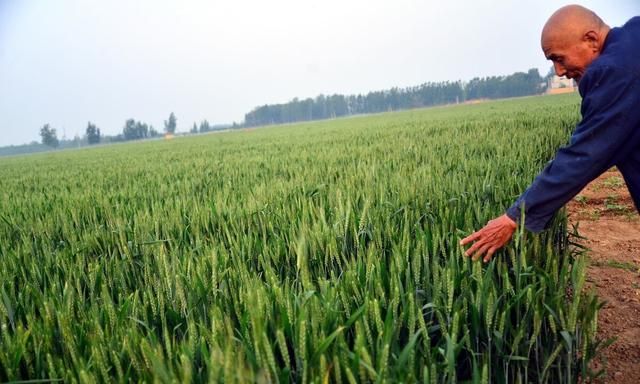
[123,119,137,140]
[72,134,82,147]
[190,122,198,134]
[40,124,59,148]
[86,122,101,144]
[135,121,149,139]
[123,119,151,140]
[199,120,211,133]
[149,125,159,138]
[164,112,177,134]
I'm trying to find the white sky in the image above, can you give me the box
[0,0,637,146]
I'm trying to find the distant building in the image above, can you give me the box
[547,75,577,94]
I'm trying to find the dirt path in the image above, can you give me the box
[567,169,640,383]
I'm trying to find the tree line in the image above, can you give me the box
[36,112,230,149]
[39,112,179,148]
[28,67,547,151]
[244,68,545,127]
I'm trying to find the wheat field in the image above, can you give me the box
[0,94,604,383]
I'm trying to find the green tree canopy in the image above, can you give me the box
[39,124,59,148]
[86,122,101,145]
[164,112,177,134]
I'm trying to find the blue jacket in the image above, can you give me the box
[506,16,640,232]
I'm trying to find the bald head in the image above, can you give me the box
[542,5,607,45]
[541,5,610,82]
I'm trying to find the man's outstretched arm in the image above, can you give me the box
[461,67,640,261]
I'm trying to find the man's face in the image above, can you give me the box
[542,33,598,83]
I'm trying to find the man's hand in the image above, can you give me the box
[460,214,517,263]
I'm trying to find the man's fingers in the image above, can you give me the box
[460,231,482,246]
[483,247,498,263]
[473,243,492,261]
[464,238,486,257]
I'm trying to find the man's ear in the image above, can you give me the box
[583,30,600,51]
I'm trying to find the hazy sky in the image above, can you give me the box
[0,0,637,146]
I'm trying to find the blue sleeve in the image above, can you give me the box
[506,66,640,232]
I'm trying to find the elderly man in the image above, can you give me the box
[461,5,640,262]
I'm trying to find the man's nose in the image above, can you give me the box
[554,62,566,77]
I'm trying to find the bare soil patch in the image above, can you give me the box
[567,168,640,383]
